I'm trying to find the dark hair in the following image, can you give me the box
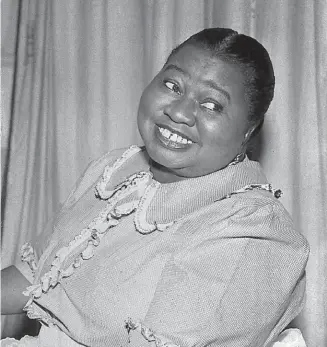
[167,28,275,131]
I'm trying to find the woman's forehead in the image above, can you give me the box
[166,44,215,67]
[164,45,246,89]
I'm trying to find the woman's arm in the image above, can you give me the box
[1,265,30,315]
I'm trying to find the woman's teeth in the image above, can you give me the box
[158,127,193,144]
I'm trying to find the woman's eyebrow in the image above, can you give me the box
[163,64,230,101]
[163,64,190,77]
[203,79,230,102]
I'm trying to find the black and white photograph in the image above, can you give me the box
[1,1,326,346]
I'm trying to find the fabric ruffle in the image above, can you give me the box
[125,318,180,347]
[20,243,37,278]
[216,183,282,201]
[94,145,141,200]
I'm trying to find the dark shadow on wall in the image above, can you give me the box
[1,315,40,339]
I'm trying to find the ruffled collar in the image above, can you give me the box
[99,146,271,233]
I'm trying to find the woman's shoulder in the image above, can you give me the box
[183,189,309,253]
[229,190,297,233]
[175,189,309,285]
[230,191,307,243]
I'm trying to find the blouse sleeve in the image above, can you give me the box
[127,198,309,347]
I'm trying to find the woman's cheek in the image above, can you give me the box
[198,118,223,142]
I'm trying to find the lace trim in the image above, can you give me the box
[125,318,180,347]
[134,181,175,234]
[96,145,175,234]
[20,243,38,276]
[216,183,282,201]
[23,170,152,323]
[95,145,142,200]
[24,300,54,326]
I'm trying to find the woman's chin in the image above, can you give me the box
[149,161,189,183]
[147,147,187,171]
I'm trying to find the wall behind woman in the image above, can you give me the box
[1,0,18,184]
[1,0,326,345]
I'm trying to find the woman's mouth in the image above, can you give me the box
[155,125,194,149]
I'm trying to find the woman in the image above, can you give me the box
[2,28,309,346]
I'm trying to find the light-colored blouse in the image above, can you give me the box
[15,146,309,347]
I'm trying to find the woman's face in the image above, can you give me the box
[137,44,251,182]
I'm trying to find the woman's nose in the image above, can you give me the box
[164,97,196,126]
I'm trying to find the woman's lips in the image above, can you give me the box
[155,125,193,150]
[156,123,195,143]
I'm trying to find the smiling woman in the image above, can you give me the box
[138,28,274,183]
[1,28,308,347]
[138,48,248,181]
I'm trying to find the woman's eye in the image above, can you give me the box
[164,81,181,95]
[201,101,223,113]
